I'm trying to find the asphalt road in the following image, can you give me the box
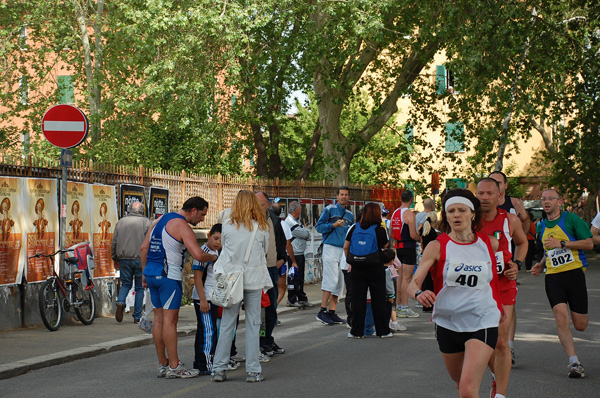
[2,269,600,397]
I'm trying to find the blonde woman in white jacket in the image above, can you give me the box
[212,190,272,383]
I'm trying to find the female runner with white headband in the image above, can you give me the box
[408,189,504,398]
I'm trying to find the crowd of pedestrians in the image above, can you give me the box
[109,177,597,395]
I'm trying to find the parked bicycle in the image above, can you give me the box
[29,249,96,331]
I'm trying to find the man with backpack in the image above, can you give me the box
[315,186,354,325]
[391,190,421,319]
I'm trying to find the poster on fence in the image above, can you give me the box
[0,177,24,285]
[300,198,312,230]
[91,184,117,277]
[119,184,146,218]
[66,181,90,248]
[149,187,169,220]
[24,178,58,283]
[311,199,324,237]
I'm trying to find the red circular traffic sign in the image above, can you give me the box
[41,105,89,148]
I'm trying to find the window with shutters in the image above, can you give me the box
[436,65,457,94]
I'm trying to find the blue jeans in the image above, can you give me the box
[116,259,144,320]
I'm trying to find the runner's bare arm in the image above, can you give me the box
[174,219,218,263]
[408,240,440,307]
[510,213,528,263]
[543,235,593,251]
[531,255,546,276]
[406,211,420,242]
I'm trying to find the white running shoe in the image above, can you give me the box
[389,322,407,332]
[397,308,420,318]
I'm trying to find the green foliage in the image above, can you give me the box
[408,0,600,197]
[1,0,599,196]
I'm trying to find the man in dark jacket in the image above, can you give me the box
[255,192,287,357]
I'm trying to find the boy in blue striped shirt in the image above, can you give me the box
[192,224,222,374]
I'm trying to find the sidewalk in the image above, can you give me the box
[0,282,326,380]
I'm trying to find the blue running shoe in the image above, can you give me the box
[328,312,346,324]
[316,311,334,325]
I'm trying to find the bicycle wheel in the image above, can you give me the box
[73,280,95,325]
[38,279,62,331]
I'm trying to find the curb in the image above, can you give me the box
[0,300,319,380]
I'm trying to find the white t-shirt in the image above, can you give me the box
[191,244,218,301]
[281,219,292,240]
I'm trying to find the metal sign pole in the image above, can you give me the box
[60,149,72,274]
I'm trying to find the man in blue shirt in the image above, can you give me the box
[315,187,354,325]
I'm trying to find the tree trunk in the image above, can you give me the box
[251,121,269,177]
[74,0,102,144]
[295,122,321,181]
[313,71,347,183]
[314,38,440,185]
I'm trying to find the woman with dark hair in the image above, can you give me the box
[1,197,15,241]
[69,200,84,240]
[408,189,503,397]
[33,198,48,239]
[98,202,111,240]
[343,202,391,338]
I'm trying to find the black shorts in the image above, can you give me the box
[435,324,498,354]
[395,248,417,265]
[545,268,588,314]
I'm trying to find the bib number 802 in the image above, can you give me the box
[455,274,478,287]
[551,253,573,267]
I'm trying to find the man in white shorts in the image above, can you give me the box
[315,187,354,325]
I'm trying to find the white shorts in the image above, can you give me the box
[321,244,345,296]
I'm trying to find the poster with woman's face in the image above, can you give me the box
[66,182,90,248]
[24,179,58,283]
[0,177,24,285]
[91,184,117,277]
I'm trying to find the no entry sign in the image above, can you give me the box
[41,104,89,148]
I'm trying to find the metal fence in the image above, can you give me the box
[1,154,383,229]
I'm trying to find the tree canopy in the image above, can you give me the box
[1,0,599,200]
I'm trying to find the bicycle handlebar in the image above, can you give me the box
[28,249,74,260]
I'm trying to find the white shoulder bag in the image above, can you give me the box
[210,223,258,308]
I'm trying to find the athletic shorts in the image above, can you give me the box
[545,268,588,314]
[435,324,498,354]
[497,276,517,306]
[396,248,417,265]
[321,244,345,296]
[146,275,183,310]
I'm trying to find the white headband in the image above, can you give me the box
[445,196,475,211]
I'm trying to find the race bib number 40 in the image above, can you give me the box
[446,261,489,290]
[547,248,575,268]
